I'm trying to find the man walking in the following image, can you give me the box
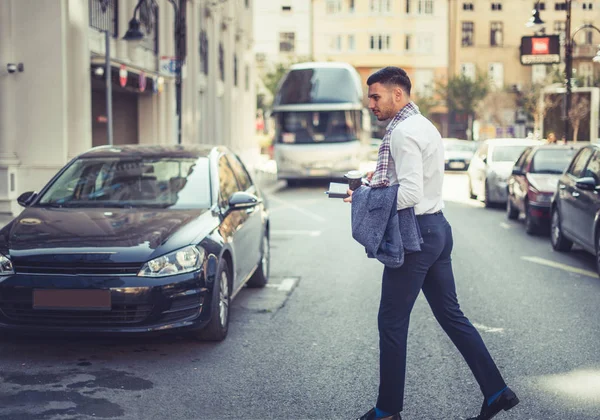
[344,67,519,420]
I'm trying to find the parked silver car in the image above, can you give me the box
[468,138,543,207]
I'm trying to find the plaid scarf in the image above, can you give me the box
[369,102,420,188]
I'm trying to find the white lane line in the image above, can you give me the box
[278,277,297,292]
[521,256,597,278]
[267,195,326,222]
[472,322,505,333]
[272,230,321,237]
[500,222,511,229]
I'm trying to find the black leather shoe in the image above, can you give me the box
[356,407,402,420]
[468,387,520,420]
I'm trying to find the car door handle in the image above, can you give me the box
[572,191,580,197]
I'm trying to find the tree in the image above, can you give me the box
[476,90,515,128]
[413,94,439,118]
[569,94,591,142]
[436,72,489,140]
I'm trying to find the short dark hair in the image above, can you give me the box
[366,66,411,96]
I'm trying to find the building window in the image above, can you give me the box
[417,0,434,14]
[348,0,355,12]
[245,0,250,8]
[370,0,391,13]
[491,2,502,10]
[555,2,567,10]
[233,55,238,86]
[199,31,208,75]
[282,5,291,12]
[326,0,342,13]
[139,5,159,53]
[370,34,391,51]
[532,64,547,84]
[582,2,593,9]
[330,35,342,51]
[535,1,546,10]
[417,34,434,54]
[488,62,504,89]
[405,34,412,51]
[490,22,503,47]
[279,32,295,53]
[554,21,566,43]
[462,22,474,47]
[579,62,593,86]
[582,23,594,44]
[245,65,250,91]
[463,3,474,10]
[414,69,434,97]
[89,0,118,36]
[219,43,224,81]
[406,0,411,13]
[460,63,475,80]
[348,34,356,51]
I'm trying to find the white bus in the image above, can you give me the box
[271,62,371,186]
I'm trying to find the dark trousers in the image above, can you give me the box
[376,212,506,414]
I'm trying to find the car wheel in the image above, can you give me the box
[484,181,493,208]
[194,259,231,341]
[468,177,477,200]
[550,207,573,252]
[506,196,519,220]
[524,201,540,235]
[247,233,270,288]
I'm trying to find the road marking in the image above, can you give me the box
[272,230,321,237]
[472,322,505,333]
[521,256,597,278]
[500,222,511,229]
[267,195,326,222]
[264,277,298,292]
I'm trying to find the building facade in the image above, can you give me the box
[0,0,256,217]
[449,0,600,139]
[312,0,449,133]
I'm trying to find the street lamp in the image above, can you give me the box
[526,0,600,141]
[525,7,544,31]
[125,0,187,145]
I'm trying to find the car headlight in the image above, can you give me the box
[138,245,205,277]
[0,254,14,275]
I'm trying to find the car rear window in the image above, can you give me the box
[530,148,578,174]
[491,145,529,162]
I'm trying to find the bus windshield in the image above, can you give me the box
[275,68,361,105]
[276,110,360,144]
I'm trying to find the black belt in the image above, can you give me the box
[417,210,443,217]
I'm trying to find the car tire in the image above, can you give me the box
[550,207,573,252]
[484,181,493,208]
[247,233,270,288]
[506,196,519,220]
[524,202,540,235]
[468,177,477,200]
[194,259,231,341]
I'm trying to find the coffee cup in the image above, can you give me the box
[345,170,363,191]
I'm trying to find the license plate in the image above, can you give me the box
[306,168,329,177]
[33,289,111,311]
[449,162,466,169]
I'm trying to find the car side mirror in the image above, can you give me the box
[17,191,37,207]
[575,177,597,191]
[511,168,524,176]
[228,192,261,211]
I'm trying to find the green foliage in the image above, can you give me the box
[436,72,489,117]
[414,94,439,118]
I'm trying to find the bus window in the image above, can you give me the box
[277,111,360,144]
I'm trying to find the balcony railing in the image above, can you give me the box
[89,0,118,36]
[573,44,597,58]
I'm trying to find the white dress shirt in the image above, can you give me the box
[385,113,445,215]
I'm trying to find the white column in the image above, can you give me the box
[0,0,20,215]
[66,0,92,159]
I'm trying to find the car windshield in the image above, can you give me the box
[530,148,578,174]
[37,156,211,209]
[276,110,359,144]
[445,142,477,152]
[491,145,529,162]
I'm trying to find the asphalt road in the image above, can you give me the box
[1,172,599,420]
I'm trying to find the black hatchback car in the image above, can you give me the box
[551,144,600,275]
[0,145,270,340]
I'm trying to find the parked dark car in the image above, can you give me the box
[550,144,600,276]
[0,145,270,341]
[507,144,582,234]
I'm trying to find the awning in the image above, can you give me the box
[90,55,173,94]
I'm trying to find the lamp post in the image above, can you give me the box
[95,0,116,146]
[124,0,187,145]
[526,0,600,141]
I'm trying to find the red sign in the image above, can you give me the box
[139,71,146,92]
[119,65,128,87]
[532,37,550,55]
